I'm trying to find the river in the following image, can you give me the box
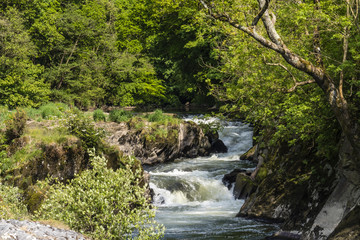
[145,116,279,239]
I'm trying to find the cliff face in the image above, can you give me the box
[100,120,227,165]
[237,135,360,240]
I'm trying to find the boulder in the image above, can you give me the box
[265,231,301,240]
[327,204,360,240]
[240,145,257,162]
[222,169,251,190]
[211,139,228,153]
[233,173,257,200]
[236,134,360,240]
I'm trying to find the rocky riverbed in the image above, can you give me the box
[0,220,87,240]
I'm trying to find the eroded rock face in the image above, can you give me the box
[237,135,360,240]
[237,140,337,233]
[8,137,86,187]
[0,219,87,240]
[327,205,360,240]
[101,121,226,165]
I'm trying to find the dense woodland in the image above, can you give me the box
[1,0,360,238]
[1,0,359,150]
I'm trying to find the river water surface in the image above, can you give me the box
[146,116,279,239]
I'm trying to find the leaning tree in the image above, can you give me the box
[198,0,360,238]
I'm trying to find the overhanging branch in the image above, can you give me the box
[264,60,315,92]
[252,0,270,26]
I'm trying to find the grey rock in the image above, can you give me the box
[0,220,87,240]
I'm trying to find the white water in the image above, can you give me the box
[146,116,278,239]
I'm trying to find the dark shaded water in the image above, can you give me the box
[146,117,279,239]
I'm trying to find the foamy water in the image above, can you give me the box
[146,116,278,239]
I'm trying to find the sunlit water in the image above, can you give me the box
[145,116,279,239]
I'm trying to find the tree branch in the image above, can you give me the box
[199,0,285,54]
[264,60,315,92]
[287,79,316,92]
[252,0,270,26]
[340,1,350,100]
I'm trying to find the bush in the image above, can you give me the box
[146,109,167,122]
[39,103,62,119]
[0,183,28,219]
[109,110,133,123]
[36,151,164,240]
[63,110,105,149]
[5,109,27,143]
[0,105,9,126]
[93,109,106,122]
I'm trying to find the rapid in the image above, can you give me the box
[145,116,279,239]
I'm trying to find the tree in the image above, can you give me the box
[198,0,359,150]
[0,7,49,108]
[197,0,360,238]
[132,0,222,105]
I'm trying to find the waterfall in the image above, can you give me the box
[145,116,278,239]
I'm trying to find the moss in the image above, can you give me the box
[26,184,48,213]
[240,145,256,160]
[255,166,268,183]
[102,144,126,170]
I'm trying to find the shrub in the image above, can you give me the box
[5,109,27,143]
[39,103,62,119]
[0,105,9,126]
[146,109,167,122]
[93,109,106,122]
[109,109,133,123]
[24,107,42,120]
[0,183,28,219]
[63,110,105,149]
[36,151,164,240]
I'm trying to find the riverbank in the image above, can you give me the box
[234,125,360,240]
[0,108,226,239]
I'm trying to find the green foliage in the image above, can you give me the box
[198,0,346,158]
[0,105,10,127]
[109,109,134,123]
[0,7,50,108]
[93,109,106,122]
[134,0,218,105]
[143,109,180,125]
[146,109,168,122]
[5,109,27,143]
[62,110,105,149]
[0,183,28,219]
[36,151,164,240]
[39,103,62,119]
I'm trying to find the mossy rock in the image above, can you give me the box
[233,173,257,200]
[255,166,268,183]
[25,185,48,213]
[240,145,257,161]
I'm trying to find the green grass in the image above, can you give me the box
[109,109,134,123]
[93,109,106,122]
[26,128,72,145]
